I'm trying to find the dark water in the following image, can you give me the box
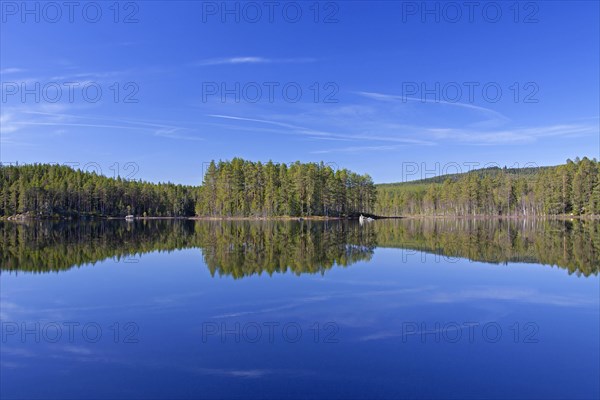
[1,219,598,399]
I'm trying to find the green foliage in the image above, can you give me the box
[0,164,198,218]
[375,158,600,216]
[195,159,376,217]
[2,158,596,218]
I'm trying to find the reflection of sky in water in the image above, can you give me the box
[1,247,599,399]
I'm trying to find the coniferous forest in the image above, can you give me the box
[0,163,199,218]
[0,159,376,218]
[0,157,598,219]
[375,157,600,217]
[195,159,377,217]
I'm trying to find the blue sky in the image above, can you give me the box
[1,1,598,185]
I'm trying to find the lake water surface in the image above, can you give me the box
[1,219,598,399]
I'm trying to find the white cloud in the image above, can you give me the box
[0,68,24,75]
[357,90,509,125]
[426,124,597,144]
[311,145,407,154]
[0,105,203,143]
[206,113,435,146]
[194,56,316,66]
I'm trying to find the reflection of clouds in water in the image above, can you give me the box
[1,343,137,370]
[62,345,93,356]
[429,286,596,308]
[358,322,480,342]
[1,342,312,381]
[202,286,444,333]
[207,284,597,341]
[191,368,276,379]
[185,365,314,380]
[1,347,36,358]
[1,344,123,374]
[350,286,597,342]
[356,312,512,342]
[150,290,209,306]
[212,302,308,319]
[0,291,209,321]
[0,360,24,369]
[309,278,404,287]
[0,299,29,320]
[3,344,100,360]
[209,286,437,319]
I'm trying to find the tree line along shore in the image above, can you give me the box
[1,157,598,219]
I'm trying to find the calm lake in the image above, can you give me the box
[1,219,598,399]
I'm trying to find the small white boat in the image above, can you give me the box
[125,215,135,220]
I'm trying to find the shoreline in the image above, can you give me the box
[188,216,345,221]
[2,214,598,222]
[399,214,600,220]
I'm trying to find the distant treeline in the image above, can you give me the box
[1,219,596,277]
[0,164,198,218]
[375,157,600,216]
[0,160,375,218]
[1,158,598,218]
[196,159,377,217]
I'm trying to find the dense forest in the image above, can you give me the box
[0,160,376,218]
[1,158,598,218]
[375,157,600,216]
[1,219,596,277]
[0,164,198,218]
[195,159,377,217]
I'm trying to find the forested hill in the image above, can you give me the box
[377,165,551,188]
[375,157,600,217]
[0,159,376,218]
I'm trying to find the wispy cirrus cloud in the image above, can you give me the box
[0,112,19,134]
[0,105,203,143]
[357,90,510,127]
[310,145,408,154]
[0,67,25,75]
[206,113,435,147]
[193,56,316,66]
[425,123,597,145]
[204,99,597,152]
[355,91,597,144]
[48,69,130,81]
[154,127,204,141]
[207,114,303,130]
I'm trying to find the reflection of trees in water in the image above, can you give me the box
[374,218,599,277]
[0,218,597,277]
[0,220,198,273]
[197,221,376,278]
[0,220,377,277]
